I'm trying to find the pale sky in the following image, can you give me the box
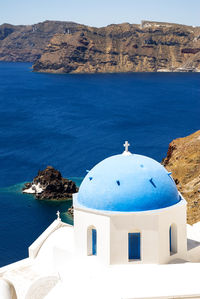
[1,0,200,27]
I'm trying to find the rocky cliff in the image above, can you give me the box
[1,20,200,72]
[23,166,78,200]
[162,130,200,224]
[33,21,200,73]
[0,21,83,62]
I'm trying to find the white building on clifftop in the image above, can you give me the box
[1,142,200,299]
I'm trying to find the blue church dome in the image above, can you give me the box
[77,151,181,212]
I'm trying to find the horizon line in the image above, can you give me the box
[0,19,199,28]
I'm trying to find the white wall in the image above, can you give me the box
[74,198,187,265]
[29,220,65,259]
[24,276,59,299]
[0,279,17,299]
[109,210,162,264]
[74,209,111,264]
[158,199,187,264]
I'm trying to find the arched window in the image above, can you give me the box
[87,226,97,256]
[169,224,177,255]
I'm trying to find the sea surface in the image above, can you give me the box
[0,62,199,267]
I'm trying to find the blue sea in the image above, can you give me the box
[0,62,199,267]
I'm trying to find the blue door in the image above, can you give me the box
[128,233,141,260]
[92,229,97,255]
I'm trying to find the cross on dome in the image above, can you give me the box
[122,141,132,156]
[124,141,130,152]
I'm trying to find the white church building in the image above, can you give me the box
[1,142,200,299]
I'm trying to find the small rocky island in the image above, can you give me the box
[23,166,78,200]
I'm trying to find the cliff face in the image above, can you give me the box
[162,131,200,225]
[1,20,200,72]
[0,21,83,62]
[33,21,200,73]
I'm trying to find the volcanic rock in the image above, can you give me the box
[162,130,200,224]
[33,21,200,73]
[0,21,83,62]
[23,166,78,200]
[1,20,200,72]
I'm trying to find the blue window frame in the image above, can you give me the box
[92,229,97,255]
[128,232,141,260]
[169,226,172,253]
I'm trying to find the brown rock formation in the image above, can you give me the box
[1,20,200,72]
[23,166,78,200]
[162,131,200,224]
[0,21,83,62]
[33,21,200,73]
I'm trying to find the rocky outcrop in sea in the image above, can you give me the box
[23,166,78,200]
[162,130,200,224]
